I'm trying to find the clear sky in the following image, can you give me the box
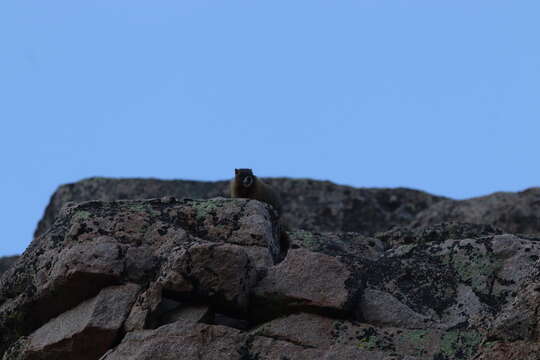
[1,1,539,256]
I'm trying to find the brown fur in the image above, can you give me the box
[230,169,282,215]
[230,169,290,259]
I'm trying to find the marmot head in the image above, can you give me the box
[235,168,255,189]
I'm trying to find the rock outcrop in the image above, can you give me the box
[2,177,540,359]
[1,197,284,358]
[1,197,540,358]
[35,178,540,240]
[34,177,445,238]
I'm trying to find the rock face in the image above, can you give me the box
[3,177,540,359]
[34,178,228,239]
[34,177,445,238]
[1,197,284,359]
[34,178,540,241]
[0,256,18,276]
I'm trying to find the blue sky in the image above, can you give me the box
[1,1,539,256]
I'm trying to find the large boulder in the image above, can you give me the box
[0,197,283,358]
[251,231,383,323]
[101,320,245,360]
[4,284,139,360]
[34,178,229,239]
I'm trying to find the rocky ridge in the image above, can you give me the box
[33,177,446,238]
[34,177,540,238]
[1,177,540,359]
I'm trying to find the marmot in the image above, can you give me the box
[230,168,282,216]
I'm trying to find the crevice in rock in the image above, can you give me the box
[158,290,251,328]
[153,298,189,327]
[144,292,251,331]
[276,229,290,263]
[105,299,142,358]
[157,287,359,334]
[200,311,251,331]
[531,303,540,341]
[150,287,359,334]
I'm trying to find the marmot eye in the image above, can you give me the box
[242,176,253,187]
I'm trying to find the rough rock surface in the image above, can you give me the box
[1,197,282,358]
[34,178,227,239]
[5,284,139,360]
[412,187,540,234]
[375,222,503,249]
[3,177,540,359]
[0,256,18,276]
[34,178,540,241]
[34,177,445,238]
[101,321,244,360]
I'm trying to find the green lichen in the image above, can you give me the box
[292,230,317,248]
[126,203,160,216]
[399,330,429,356]
[72,210,91,221]
[357,332,379,350]
[439,331,460,356]
[451,249,501,293]
[405,329,428,343]
[357,337,378,350]
[192,200,221,221]
[127,204,146,212]
[438,330,482,359]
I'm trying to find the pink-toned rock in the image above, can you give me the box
[8,284,139,360]
[124,283,164,331]
[488,281,540,342]
[101,322,244,360]
[0,198,282,356]
[124,281,212,332]
[254,313,340,349]
[252,248,358,318]
[46,237,125,287]
[473,341,540,360]
[158,242,257,313]
[247,336,325,360]
[359,289,431,328]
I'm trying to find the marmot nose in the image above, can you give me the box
[243,177,253,187]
